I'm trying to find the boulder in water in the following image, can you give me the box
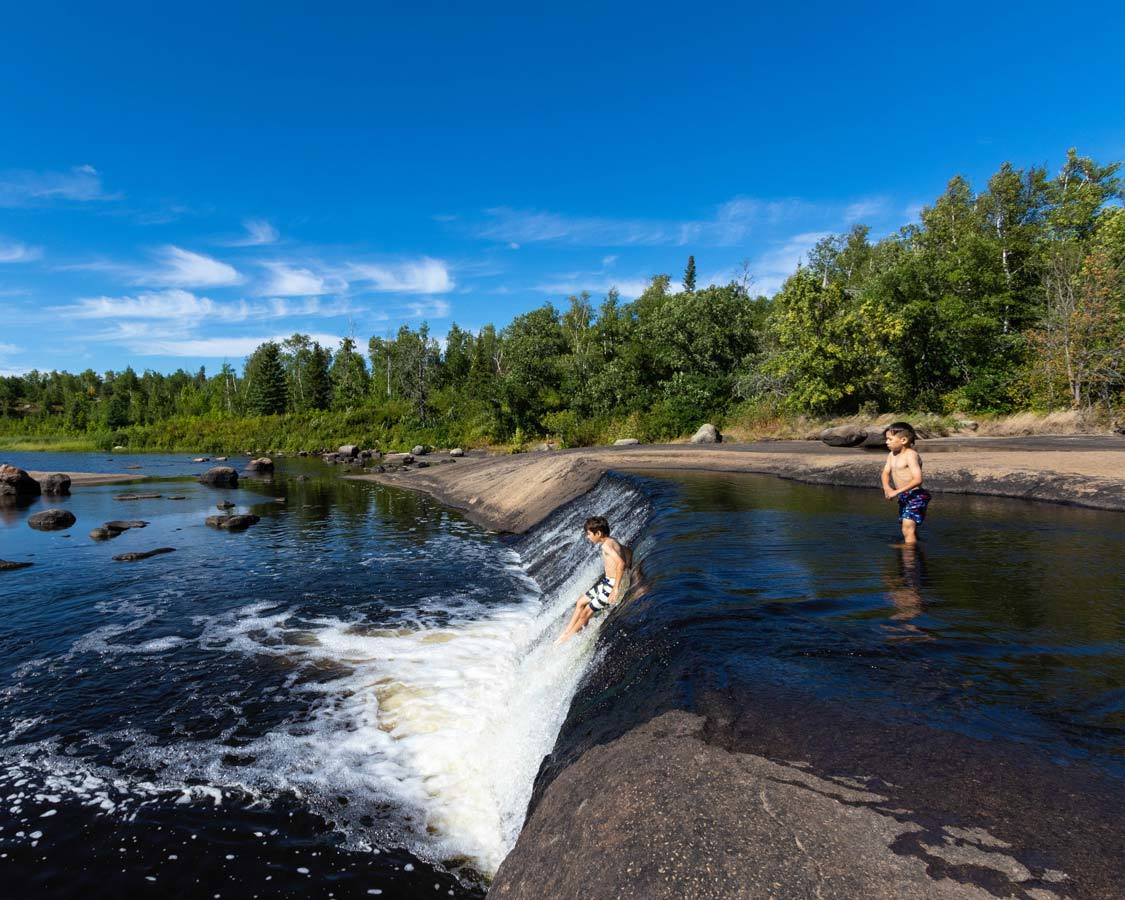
[113,547,176,562]
[42,473,72,496]
[205,514,260,531]
[28,508,76,531]
[114,492,163,501]
[199,466,238,487]
[690,423,722,444]
[0,464,42,504]
[104,519,148,532]
[1,559,33,571]
[246,457,274,473]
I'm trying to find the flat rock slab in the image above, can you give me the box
[114,493,163,501]
[113,547,176,561]
[104,519,149,531]
[0,559,34,571]
[491,712,1040,899]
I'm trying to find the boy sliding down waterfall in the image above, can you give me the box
[556,516,631,644]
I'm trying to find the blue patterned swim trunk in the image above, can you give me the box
[898,487,932,524]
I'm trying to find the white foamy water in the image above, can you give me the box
[1,475,650,876]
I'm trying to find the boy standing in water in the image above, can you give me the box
[881,422,931,545]
[556,516,631,644]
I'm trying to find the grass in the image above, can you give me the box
[0,435,101,452]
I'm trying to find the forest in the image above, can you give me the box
[2,149,1122,453]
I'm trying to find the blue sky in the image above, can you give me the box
[2,1,1123,376]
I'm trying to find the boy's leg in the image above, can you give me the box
[901,517,917,544]
[557,595,591,643]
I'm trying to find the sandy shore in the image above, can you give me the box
[350,436,1125,532]
[26,470,142,487]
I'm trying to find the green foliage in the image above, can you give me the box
[2,149,1121,451]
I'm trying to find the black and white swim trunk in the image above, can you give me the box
[584,577,616,614]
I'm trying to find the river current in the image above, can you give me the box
[1,453,1122,897]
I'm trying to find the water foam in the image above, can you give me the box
[1,475,651,876]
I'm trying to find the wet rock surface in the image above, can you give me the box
[114,492,163,501]
[0,464,42,503]
[27,508,76,531]
[198,466,238,487]
[41,473,72,495]
[205,514,261,531]
[0,559,34,571]
[112,547,176,561]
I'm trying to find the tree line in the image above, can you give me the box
[2,148,1121,452]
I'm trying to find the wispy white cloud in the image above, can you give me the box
[748,231,833,296]
[257,262,346,297]
[139,332,344,359]
[535,276,655,300]
[404,298,452,319]
[0,238,43,263]
[55,289,351,323]
[62,289,216,320]
[475,197,814,248]
[0,164,114,207]
[347,257,454,294]
[226,218,280,247]
[149,246,243,288]
[843,197,890,223]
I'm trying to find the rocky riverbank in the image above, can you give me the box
[349,435,1125,532]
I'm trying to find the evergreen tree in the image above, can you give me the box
[244,342,287,415]
[683,255,697,292]
[330,337,369,411]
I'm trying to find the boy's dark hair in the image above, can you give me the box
[584,516,610,536]
[884,422,917,446]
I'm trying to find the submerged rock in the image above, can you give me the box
[42,473,72,496]
[28,508,77,531]
[199,466,238,487]
[113,547,176,561]
[0,464,42,503]
[103,519,148,532]
[0,559,34,571]
[246,457,274,473]
[114,492,163,501]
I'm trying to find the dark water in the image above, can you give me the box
[2,456,1123,897]
[1,453,639,898]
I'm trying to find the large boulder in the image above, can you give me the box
[0,464,42,503]
[860,426,890,449]
[41,473,72,496]
[819,425,868,447]
[614,438,640,446]
[28,508,76,531]
[246,457,274,473]
[338,444,359,457]
[449,448,465,458]
[199,466,238,487]
[690,423,722,444]
[410,445,429,457]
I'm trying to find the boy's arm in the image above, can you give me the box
[881,455,894,499]
[888,451,923,497]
